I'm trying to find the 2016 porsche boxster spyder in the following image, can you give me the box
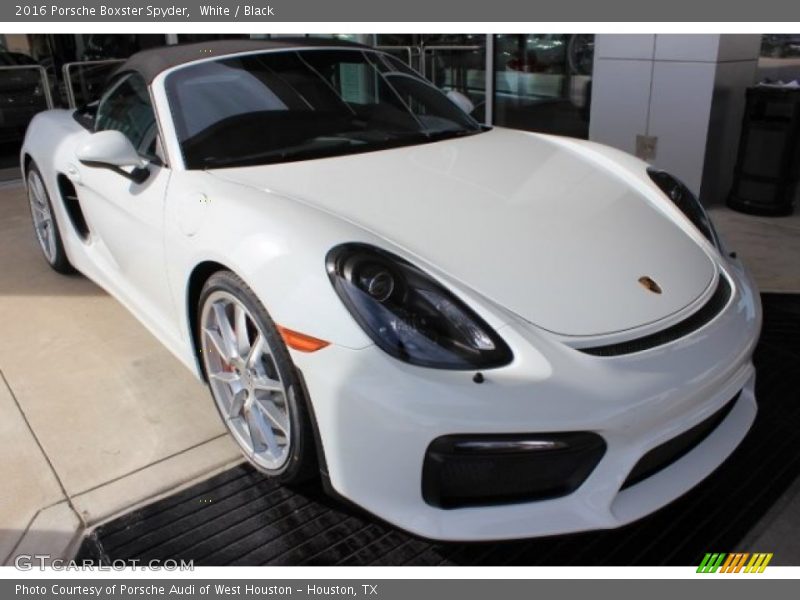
[21,39,761,541]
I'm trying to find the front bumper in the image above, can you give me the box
[292,260,762,541]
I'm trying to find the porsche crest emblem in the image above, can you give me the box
[638,276,662,294]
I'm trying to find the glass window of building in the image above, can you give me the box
[375,34,487,121]
[757,34,800,83]
[493,34,594,139]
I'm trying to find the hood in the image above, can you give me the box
[213,128,716,337]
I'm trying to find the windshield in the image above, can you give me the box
[165,48,483,169]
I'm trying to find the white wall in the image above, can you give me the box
[590,34,760,205]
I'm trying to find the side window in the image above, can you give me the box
[95,73,158,157]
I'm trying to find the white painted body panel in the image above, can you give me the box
[20,110,191,367]
[20,54,762,540]
[214,128,718,337]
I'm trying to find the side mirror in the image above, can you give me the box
[446,90,475,115]
[77,130,150,183]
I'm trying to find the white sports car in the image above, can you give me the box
[21,39,761,541]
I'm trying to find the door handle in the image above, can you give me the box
[66,164,83,186]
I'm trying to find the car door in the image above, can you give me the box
[71,72,176,329]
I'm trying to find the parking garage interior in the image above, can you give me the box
[1,32,799,566]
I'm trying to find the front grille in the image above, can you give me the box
[621,393,740,490]
[580,275,732,357]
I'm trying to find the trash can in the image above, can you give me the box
[728,85,800,216]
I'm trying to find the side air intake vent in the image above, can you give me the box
[57,174,90,240]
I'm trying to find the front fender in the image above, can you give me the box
[164,170,381,377]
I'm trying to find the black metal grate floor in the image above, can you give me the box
[77,294,800,566]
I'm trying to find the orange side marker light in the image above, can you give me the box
[277,325,330,353]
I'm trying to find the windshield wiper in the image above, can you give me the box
[424,129,481,141]
[201,138,353,169]
[385,128,481,145]
[199,129,483,169]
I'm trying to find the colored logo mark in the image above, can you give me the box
[697,552,773,573]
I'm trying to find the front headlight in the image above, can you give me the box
[327,243,513,370]
[647,168,720,249]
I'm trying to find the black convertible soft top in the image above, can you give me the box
[115,38,369,84]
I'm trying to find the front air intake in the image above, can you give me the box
[422,432,606,509]
[621,392,740,490]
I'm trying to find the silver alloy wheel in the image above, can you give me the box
[200,290,292,471]
[27,170,56,263]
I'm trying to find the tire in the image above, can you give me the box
[198,270,317,484]
[26,164,75,274]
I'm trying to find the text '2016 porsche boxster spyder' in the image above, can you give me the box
[21,39,761,541]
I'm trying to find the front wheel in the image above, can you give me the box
[26,164,74,274]
[198,271,317,483]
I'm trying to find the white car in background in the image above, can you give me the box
[21,39,761,541]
